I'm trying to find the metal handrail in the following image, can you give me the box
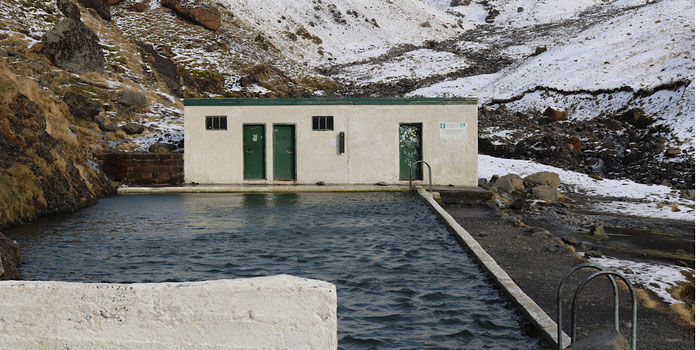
[571,271,637,350]
[409,160,432,192]
[557,263,620,349]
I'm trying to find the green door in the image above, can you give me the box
[399,123,422,180]
[273,125,296,180]
[243,125,265,179]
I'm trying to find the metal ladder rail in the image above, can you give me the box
[571,271,637,350]
[557,263,620,349]
[409,160,432,192]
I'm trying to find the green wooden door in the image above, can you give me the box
[399,124,422,180]
[273,125,296,180]
[243,125,265,179]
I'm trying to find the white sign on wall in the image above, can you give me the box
[439,122,467,140]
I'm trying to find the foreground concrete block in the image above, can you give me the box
[0,275,337,349]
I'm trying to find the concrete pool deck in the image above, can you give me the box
[118,184,409,193]
[416,188,569,348]
[113,184,565,348]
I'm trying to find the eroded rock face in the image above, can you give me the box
[161,0,221,31]
[77,0,111,21]
[0,232,26,280]
[41,0,105,74]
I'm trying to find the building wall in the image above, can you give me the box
[0,275,337,349]
[185,102,478,187]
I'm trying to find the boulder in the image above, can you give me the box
[161,0,221,31]
[530,228,552,239]
[543,107,568,122]
[449,0,471,6]
[77,0,111,20]
[566,136,582,151]
[57,0,81,20]
[129,0,148,12]
[108,0,122,4]
[534,46,547,55]
[477,177,489,189]
[617,108,654,128]
[121,122,145,134]
[589,224,608,239]
[0,232,26,280]
[99,123,119,132]
[530,186,559,201]
[562,237,577,246]
[63,91,101,120]
[148,142,176,153]
[524,171,561,188]
[510,197,530,211]
[567,330,630,350]
[492,173,524,194]
[121,90,148,109]
[603,119,623,130]
[41,2,105,74]
[586,249,603,258]
[680,189,694,200]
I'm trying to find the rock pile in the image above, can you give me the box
[478,105,694,190]
[481,171,563,209]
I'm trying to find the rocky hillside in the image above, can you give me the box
[0,0,694,232]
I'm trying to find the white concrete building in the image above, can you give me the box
[184,98,478,187]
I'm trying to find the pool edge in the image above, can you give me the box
[117,185,409,194]
[416,187,570,350]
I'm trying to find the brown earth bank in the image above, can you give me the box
[0,68,117,230]
[441,201,694,349]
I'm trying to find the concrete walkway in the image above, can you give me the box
[118,184,409,194]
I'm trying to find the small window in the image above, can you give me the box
[206,116,227,130]
[312,116,333,131]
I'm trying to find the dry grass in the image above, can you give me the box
[0,164,45,225]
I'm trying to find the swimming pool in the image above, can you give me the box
[7,192,543,349]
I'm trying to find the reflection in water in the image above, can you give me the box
[7,192,542,350]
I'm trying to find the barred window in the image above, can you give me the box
[312,116,333,131]
[206,116,227,130]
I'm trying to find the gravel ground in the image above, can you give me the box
[442,203,694,350]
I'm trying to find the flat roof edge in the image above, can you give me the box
[184,97,478,106]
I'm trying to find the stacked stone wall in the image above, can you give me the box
[96,153,184,185]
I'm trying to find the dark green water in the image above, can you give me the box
[7,192,543,349]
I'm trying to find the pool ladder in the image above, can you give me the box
[557,263,637,350]
[409,160,432,192]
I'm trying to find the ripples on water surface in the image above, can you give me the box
[8,192,543,349]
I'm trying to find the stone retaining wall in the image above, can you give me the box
[96,152,184,185]
[0,275,337,349]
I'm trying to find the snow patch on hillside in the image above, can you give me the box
[590,256,693,305]
[479,155,695,221]
[219,0,463,66]
[334,49,468,85]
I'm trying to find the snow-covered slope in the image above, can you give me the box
[220,0,463,66]
[408,0,694,148]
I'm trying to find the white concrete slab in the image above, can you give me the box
[0,275,337,349]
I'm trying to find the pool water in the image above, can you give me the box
[7,192,543,349]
